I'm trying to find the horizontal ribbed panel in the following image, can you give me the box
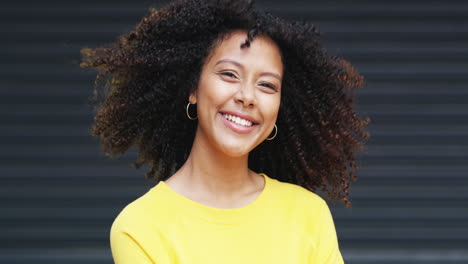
[1,0,467,263]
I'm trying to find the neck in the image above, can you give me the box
[168,128,260,201]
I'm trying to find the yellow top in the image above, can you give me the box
[110,173,344,264]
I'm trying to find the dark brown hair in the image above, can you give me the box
[80,0,370,207]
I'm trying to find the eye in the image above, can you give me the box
[259,82,277,91]
[220,71,239,79]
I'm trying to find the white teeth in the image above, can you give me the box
[222,114,253,127]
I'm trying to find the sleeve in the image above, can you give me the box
[312,200,345,264]
[110,218,154,264]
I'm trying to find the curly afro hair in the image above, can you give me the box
[80,0,370,207]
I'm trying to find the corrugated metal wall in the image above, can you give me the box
[1,0,467,263]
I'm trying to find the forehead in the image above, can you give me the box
[205,30,283,73]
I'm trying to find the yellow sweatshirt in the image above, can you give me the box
[110,173,344,263]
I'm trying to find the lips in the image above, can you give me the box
[219,113,258,134]
[219,111,259,124]
[223,113,254,127]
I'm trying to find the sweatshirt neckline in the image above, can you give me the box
[154,173,272,224]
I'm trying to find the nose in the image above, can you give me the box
[234,82,256,108]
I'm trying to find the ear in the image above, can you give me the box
[189,90,197,104]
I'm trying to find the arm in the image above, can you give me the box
[312,200,345,264]
[110,222,154,264]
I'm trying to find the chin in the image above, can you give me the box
[218,141,257,158]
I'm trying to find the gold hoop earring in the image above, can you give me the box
[266,124,277,140]
[186,102,197,120]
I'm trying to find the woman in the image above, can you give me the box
[81,0,369,263]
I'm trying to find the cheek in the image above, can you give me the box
[263,96,281,120]
[196,80,232,118]
[200,78,234,104]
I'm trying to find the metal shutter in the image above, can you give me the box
[1,0,467,263]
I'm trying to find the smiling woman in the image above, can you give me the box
[185,30,282,162]
[80,0,369,263]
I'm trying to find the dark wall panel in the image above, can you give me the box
[1,0,467,263]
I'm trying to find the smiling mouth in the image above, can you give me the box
[221,113,256,127]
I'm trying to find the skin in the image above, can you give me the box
[165,30,284,209]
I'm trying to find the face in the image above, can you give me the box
[190,30,283,158]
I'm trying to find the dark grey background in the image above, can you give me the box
[1,0,467,263]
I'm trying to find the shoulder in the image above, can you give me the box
[111,184,171,235]
[269,178,340,252]
[269,177,327,211]
[267,177,333,231]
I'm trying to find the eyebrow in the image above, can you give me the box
[214,59,282,81]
